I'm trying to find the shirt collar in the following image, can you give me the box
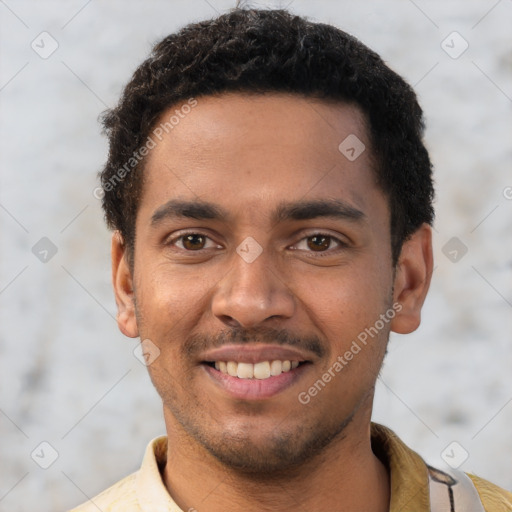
[371,422,430,511]
[135,435,182,512]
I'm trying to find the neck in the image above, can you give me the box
[162,413,390,512]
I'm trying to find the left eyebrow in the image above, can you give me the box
[273,198,366,224]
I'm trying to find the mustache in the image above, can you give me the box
[184,325,326,359]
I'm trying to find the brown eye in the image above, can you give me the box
[306,235,332,252]
[182,234,206,250]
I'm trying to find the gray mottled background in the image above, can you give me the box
[0,1,511,511]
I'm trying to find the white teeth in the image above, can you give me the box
[237,362,253,379]
[227,361,238,377]
[270,360,282,376]
[253,361,271,380]
[213,360,301,379]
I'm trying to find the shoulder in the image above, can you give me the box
[467,473,512,511]
[69,472,141,512]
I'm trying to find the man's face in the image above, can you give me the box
[113,93,429,472]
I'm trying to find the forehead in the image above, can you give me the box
[149,92,368,165]
[139,92,383,223]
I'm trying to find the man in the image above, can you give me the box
[71,7,512,512]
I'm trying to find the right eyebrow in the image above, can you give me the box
[150,199,231,227]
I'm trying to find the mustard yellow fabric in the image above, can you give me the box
[70,422,512,511]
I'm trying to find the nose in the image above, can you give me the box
[211,245,296,329]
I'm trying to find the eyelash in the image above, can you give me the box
[166,231,348,256]
[293,233,348,256]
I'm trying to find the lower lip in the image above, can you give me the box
[203,363,310,400]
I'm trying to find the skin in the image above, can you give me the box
[112,92,433,511]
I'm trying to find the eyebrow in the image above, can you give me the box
[151,200,228,226]
[150,198,366,226]
[274,199,365,224]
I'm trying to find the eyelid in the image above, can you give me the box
[290,231,349,253]
[165,230,221,250]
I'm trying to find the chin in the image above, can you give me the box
[195,419,350,476]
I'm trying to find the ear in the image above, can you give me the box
[111,231,139,338]
[390,223,433,334]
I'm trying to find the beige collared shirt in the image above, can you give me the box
[70,423,512,511]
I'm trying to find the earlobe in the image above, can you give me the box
[390,224,433,335]
[111,231,139,338]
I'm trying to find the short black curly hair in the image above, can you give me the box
[99,7,434,266]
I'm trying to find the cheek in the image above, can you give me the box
[134,263,212,334]
[296,264,391,338]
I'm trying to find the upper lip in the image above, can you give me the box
[200,344,316,364]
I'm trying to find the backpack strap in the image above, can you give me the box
[428,465,486,512]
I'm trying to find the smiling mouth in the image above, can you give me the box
[203,360,310,380]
